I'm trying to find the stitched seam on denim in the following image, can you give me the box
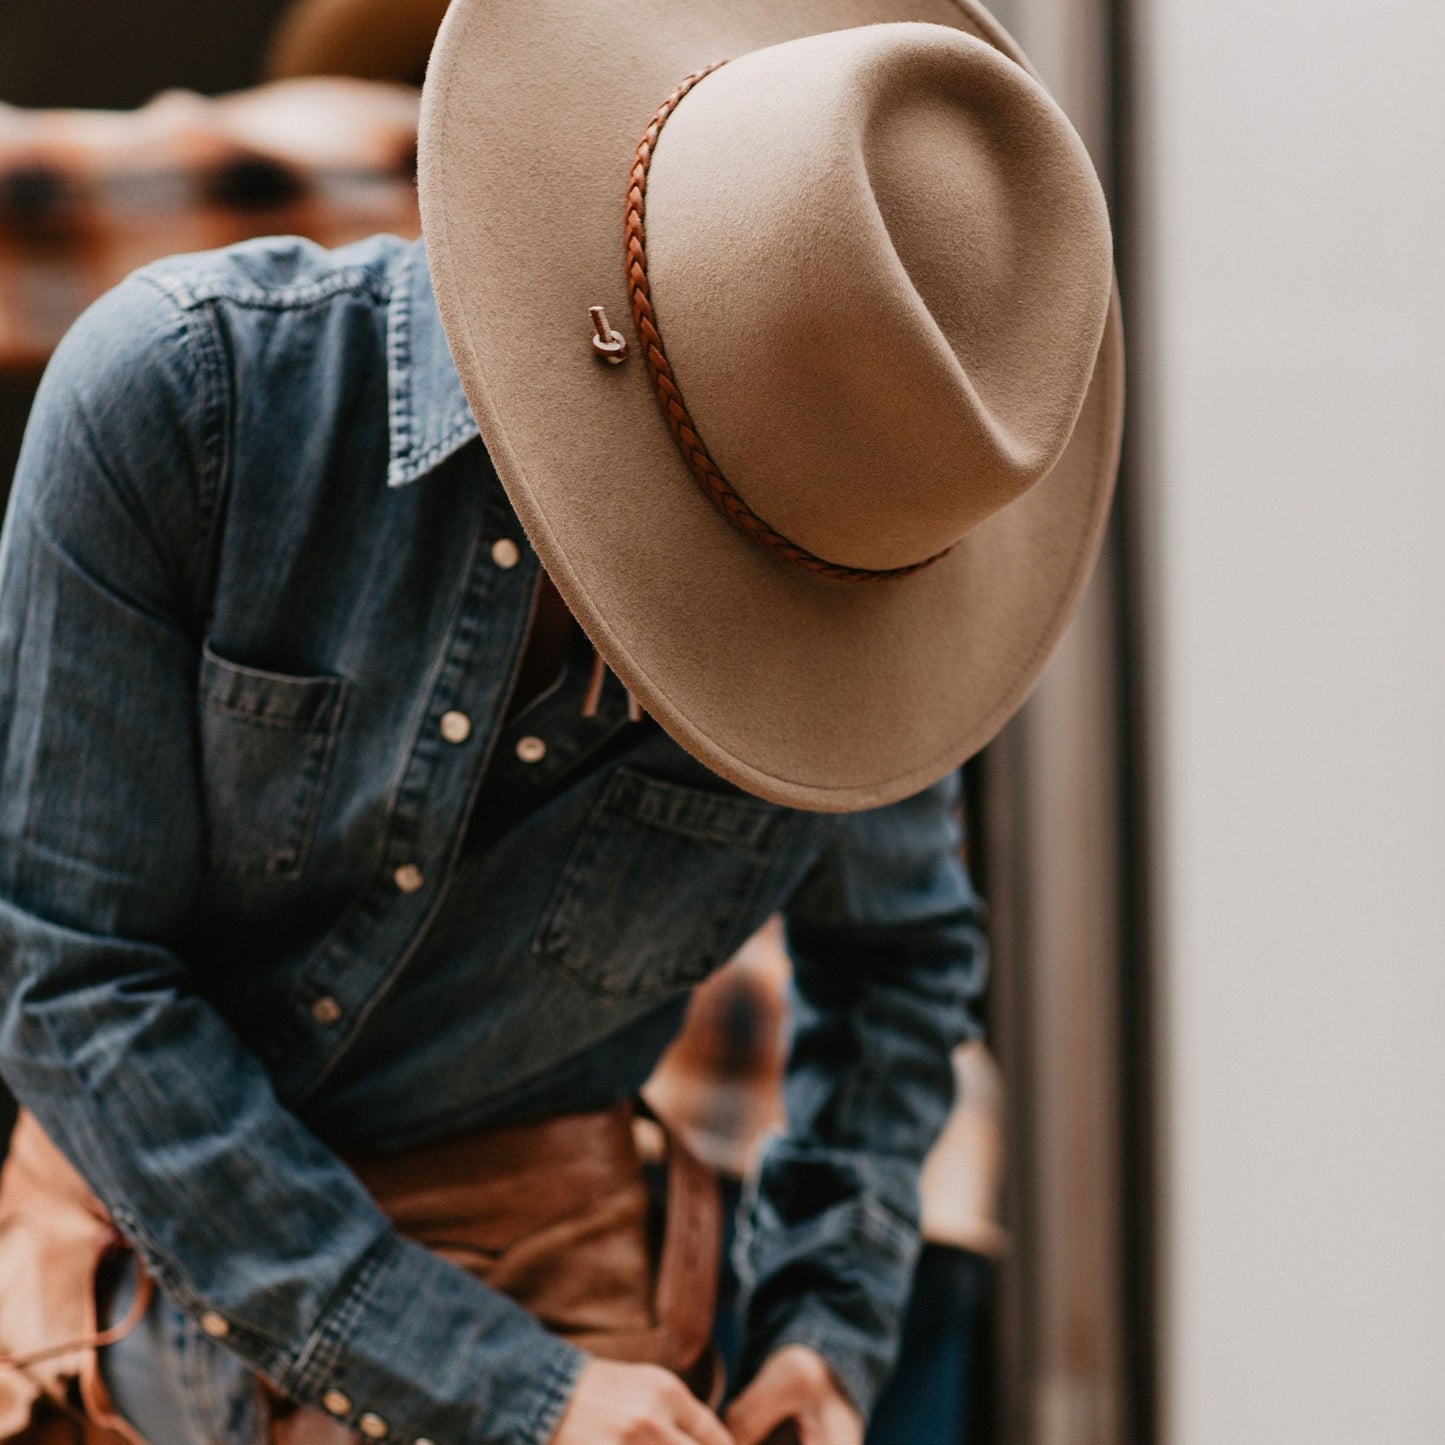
[108,1206,199,1312]
[181,297,229,583]
[146,266,391,314]
[389,421,478,486]
[385,246,474,485]
[755,1306,874,1422]
[106,279,223,616]
[285,1236,389,1397]
[386,248,414,474]
[519,1348,587,1445]
[601,767,782,851]
[200,697,342,731]
[105,1204,291,1383]
[284,521,528,1105]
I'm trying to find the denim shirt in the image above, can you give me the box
[0,235,987,1445]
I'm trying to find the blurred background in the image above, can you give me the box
[1,1,1442,1443]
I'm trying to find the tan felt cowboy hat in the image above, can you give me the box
[419,0,1124,813]
[266,0,449,83]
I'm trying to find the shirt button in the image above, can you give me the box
[322,1390,352,1417]
[515,735,547,764]
[490,538,521,569]
[358,1414,389,1439]
[393,864,424,894]
[310,995,342,1027]
[439,710,472,744]
[199,1311,230,1339]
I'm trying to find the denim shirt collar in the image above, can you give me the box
[386,240,479,488]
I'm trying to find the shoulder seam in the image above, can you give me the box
[126,275,230,625]
[181,300,229,601]
[137,263,392,314]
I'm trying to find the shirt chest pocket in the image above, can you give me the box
[533,766,792,1000]
[197,645,350,882]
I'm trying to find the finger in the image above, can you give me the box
[661,1421,716,1445]
[667,1380,733,1445]
[725,1380,795,1445]
[659,1421,725,1445]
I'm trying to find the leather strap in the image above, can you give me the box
[636,1097,721,1381]
[0,1255,152,1373]
[624,65,953,584]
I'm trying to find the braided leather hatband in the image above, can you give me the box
[624,63,953,583]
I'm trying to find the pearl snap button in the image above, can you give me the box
[310,995,342,1026]
[199,1311,230,1339]
[515,736,547,764]
[322,1390,352,1417]
[439,710,472,744]
[393,864,424,894]
[490,538,521,569]
[358,1413,389,1439]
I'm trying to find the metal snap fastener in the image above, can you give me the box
[439,710,472,744]
[393,864,424,894]
[358,1413,389,1439]
[310,995,342,1027]
[490,538,521,570]
[515,736,547,764]
[199,1311,230,1339]
[322,1390,352,1418]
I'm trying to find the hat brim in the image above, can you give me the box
[419,0,1123,812]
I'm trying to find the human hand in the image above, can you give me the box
[549,1357,733,1445]
[724,1345,863,1445]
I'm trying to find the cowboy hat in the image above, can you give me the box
[265,0,449,83]
[419,0,1123,813]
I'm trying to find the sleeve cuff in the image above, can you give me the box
[742,1303,878,1423]
[733,1151,923,1426]
[278,1231,588,1445]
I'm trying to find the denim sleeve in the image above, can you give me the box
[0,278,583,1445]
[736,771,988,1421]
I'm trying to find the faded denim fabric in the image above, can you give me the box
[0,235,988,1445]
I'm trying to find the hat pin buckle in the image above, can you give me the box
[589,305,629,364]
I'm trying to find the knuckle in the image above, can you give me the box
[790,1346,831,1389]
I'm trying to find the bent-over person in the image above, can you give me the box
[0,0,1122,1441]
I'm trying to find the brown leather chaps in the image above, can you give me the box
[0,1102,721,1444]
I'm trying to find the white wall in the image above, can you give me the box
[1136,2,1445,1442]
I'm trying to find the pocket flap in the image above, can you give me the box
[601,767,785,852]
[200,643,348,732]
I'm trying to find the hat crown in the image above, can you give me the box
[644,23,1113,572]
